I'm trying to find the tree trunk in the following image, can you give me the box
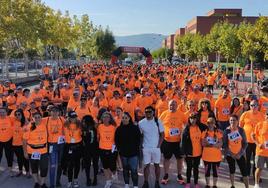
[250,58,254,88]
[233,57,236,81]
[5,51,9,79]
[226,57,229,75]
[24,52,29,77]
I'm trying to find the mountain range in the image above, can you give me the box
[115,33,166,51]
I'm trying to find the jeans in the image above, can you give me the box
[49,143,64,187]
[121,155,139,186]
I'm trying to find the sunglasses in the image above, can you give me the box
[250,104,257,107]
[15,113,21,116]
[145,111,153,114]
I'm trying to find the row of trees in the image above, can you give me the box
[151,47,174,62]
[0,0,115,76]
[173,17,268,85]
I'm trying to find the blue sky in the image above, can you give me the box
[42,0,268,36]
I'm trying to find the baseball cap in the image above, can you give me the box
[126,93,132,98]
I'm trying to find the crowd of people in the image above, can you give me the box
[0,62,267,188]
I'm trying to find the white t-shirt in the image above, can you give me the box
[139,118,164,149]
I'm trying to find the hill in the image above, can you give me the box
[115,33,166,51]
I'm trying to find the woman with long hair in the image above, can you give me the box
[12,109,30,177]
[181,113,206,188]
[197,99,216,125]
[63,111,82,188]
[230,98,243,118]
[98,111,117,188]
[115,112,141,188]
[81,115,99,186]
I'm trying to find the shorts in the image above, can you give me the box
[142,148,161,165]
[99,149,117,171]
[29,153,48,177]
[161,140,182,159]
[255,155,268,169]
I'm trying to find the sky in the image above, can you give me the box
[42,0,268,36]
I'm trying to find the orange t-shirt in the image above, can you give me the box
[109,98,122,112]
[64,123,82,144]
[12,118,26,146]
[121,101,136,120]
[201,130,223,162]
[98,124,116,150]
[46,117,64,143]
[227,128,243,155]
[190,125,202,157]
[0,117,13,142]
[200,110,209,125]
[23,119,48,154]
[259,96,268,114]
[7,95,17,110]
[136,96,154,115]
[159,110,187,142]
[240,110,265,143]
[255,121,268,157]
[155,99,168,117]
[215,97,231,121]
[75,106,91,120]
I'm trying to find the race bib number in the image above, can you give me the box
[49,146,53,154]
[207,137,217,145]
[58,136,65,144]
[70,138,76,144]
[222,108,230,115]
[169,128,180,137]
[265,141,268,149]
[31,152,41,160]
[228,131,241,141]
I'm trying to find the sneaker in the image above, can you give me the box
[67,182,72,188]
[104,180,112,188]
[15,171,23,177]
[195,184,201,188]
[124,184,130,188]
[161,174,169,185]
[142,181,149,188]
[73,180,79,188]
[185,183,191,188]
[34,183,40,188]
[26,172,31,179]
[177,174,185,185]
[254,184,260,188]
[155,181,161,188]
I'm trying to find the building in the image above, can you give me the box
[162,38,167,48]
[165,34,175,50]
[185,9,258,35]
[175,28,185,37]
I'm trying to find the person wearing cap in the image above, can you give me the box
[74,96,91,120]
[46,106,65,187]
[253,112,268,188]
[181,113,206,188]
[23,111,49,188]
[215,89,232,131]
[121,93,138,121]
[63,111,82,188]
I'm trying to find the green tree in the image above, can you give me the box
[91,27,115,60]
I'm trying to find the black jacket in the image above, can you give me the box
[82,127,99,152]
[181,123,207,156]
[115,124,141,157]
